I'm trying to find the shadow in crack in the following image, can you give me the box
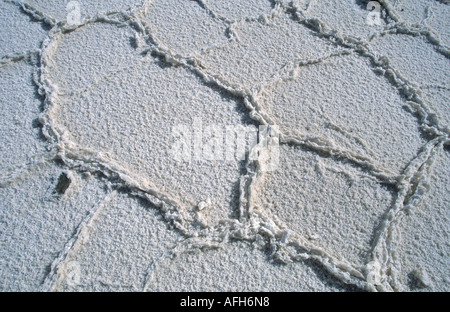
[259,243,366,291]
[304,259,366,292]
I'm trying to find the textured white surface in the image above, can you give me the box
[0,0,449,292]
[150,241,357,292]
[300,0,387,39]
[144,0,229,56]
[258,54,426,174]
[23,0,146,22]
[53,53,254,224]
[56,192,181,291]
[0,1,47,56]
[202,0,274,22]
[0,163,108,291]
[370,34,450,130]
[388,147,450,291]
[0,60,48,176]
[197,13,343,89]
[253,144,394,267]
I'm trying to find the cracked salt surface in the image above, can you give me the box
[144,0,229,57]
[23,0,147,23]
[253,144,395,268]
[0,1,47,58]
[258,53,426,174]
[0,60,48,178]
[0,0,449,292]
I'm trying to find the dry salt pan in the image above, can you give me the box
[0,0,448,292]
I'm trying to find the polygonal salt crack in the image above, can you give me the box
[0,60,49,183]
[370,34,450,130]
[257,54,427,175]
[299,0,388,40]
[252,144,395,270]
[197,13,343,91]
[0,0,47,59]
[143,0,229,57]
[23,0,147,23]
[387,0,450,48]
[0,162,108,291]
[44,19,144,95]
[1,0,449,293]
[422,86,450,130]
[55,192,181,292]
[42,21,257,227]
[424,2,450,48]
[386,145,450,292]
[150,240,359,291]
[386,0,432,25]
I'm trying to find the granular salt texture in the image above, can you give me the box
[253,144,394,267]
[0,61,48,178]
[370,34,450,130]
[0,163,108,291]
[388,147,450,292]
[0,0,448,292]
[48,22,256,225]
[197,13,343,89]
[45,21,143,94]
[298,0,386,40]
[150,241,358,292]
[23,0,146,22]
[56,192,180,291]
[144,0,229,57]
[424,2,450,48]
[203,0,274,22]
[0,1,47,57]
[388,0,450,47]
[422,87,450,129]
[258,54,426,174]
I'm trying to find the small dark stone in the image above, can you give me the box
[54,172,71,195]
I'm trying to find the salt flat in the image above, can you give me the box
[0,0,448,292]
